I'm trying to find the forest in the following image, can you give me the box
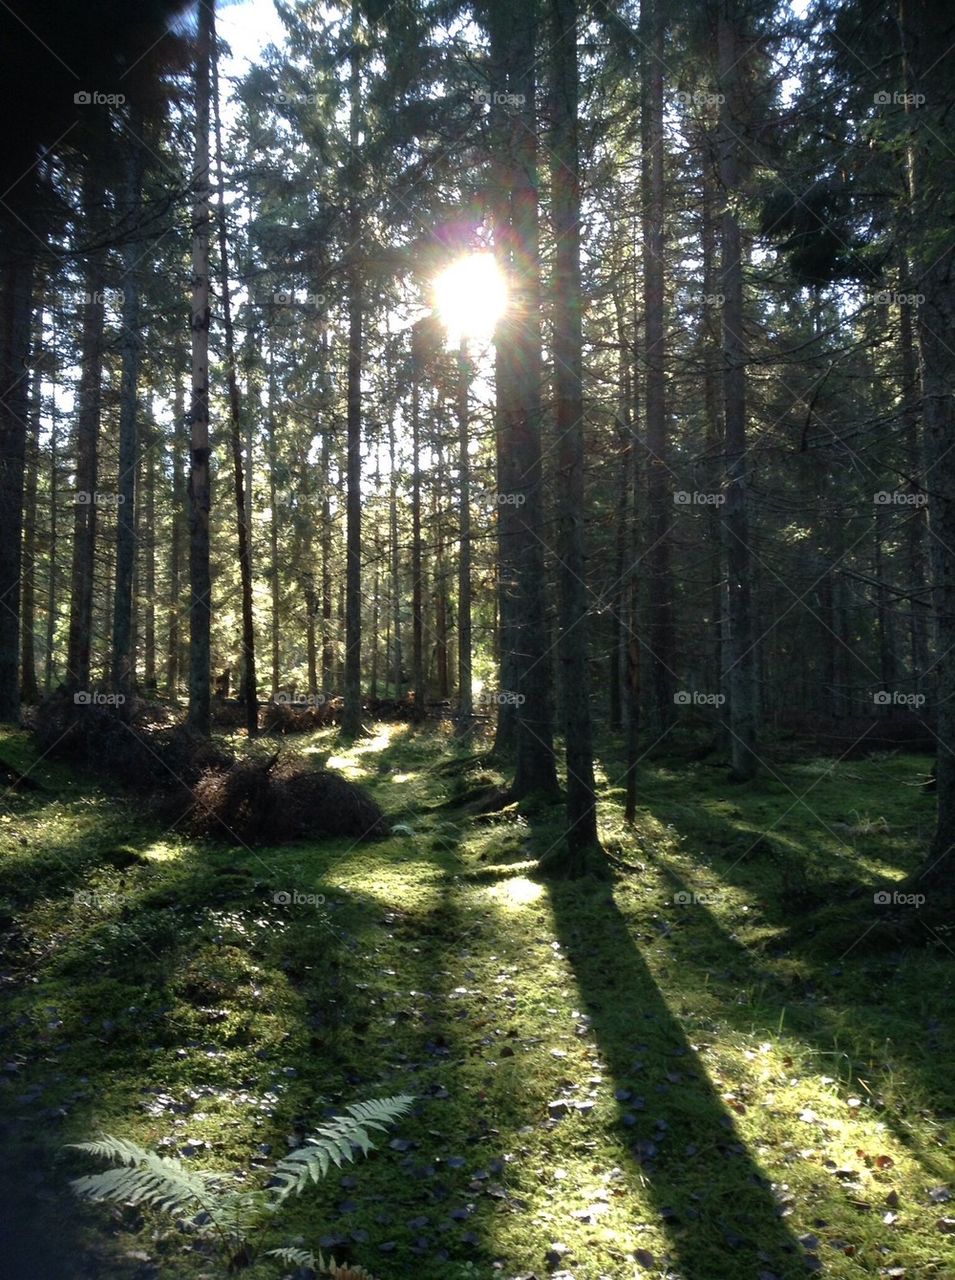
[0,0,953,1276]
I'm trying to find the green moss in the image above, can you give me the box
[0,725,951,1279]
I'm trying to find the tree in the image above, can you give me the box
[187,0,215,736]
[541,0,604,874]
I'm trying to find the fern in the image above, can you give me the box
[67,1094,414,1274]
[272,1095,415,1200]
[266,1247,382,1279]
[69,1136,218,1218]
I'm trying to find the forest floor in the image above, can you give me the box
[0,722,952,1280]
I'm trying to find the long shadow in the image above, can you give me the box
[650,859,955,1176]
[545,877,809,1279]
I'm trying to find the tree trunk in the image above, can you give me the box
[167,374,186,699]
[187,0,214,736]
[111,120,146,709]
[0,215,35,719]
[44,350,60,693]
[213,44,258,736]
[267,359,280,697]
[20,339,41,705]
[411,321,426,720]
[717,2,757,780]
[341,3,364,739]
[498,0,558,800]
[541,0,603,874]
[67,166,107,694]
[321,427,334,691]
[641,0,675,730]
[455,339,473,735]
[907,0,955,900]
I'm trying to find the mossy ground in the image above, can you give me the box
[0,724,952,1279]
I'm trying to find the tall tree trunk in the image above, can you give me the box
[341,3,364,739]
[907,0,955,900]
[167,374,186,699]
[455,338,473,735]
[542,0,603,873]
[899,270,930,693]
[44,352,60,693]
[143,405,157,694]
[389,387,402,695]
[434,432,449,701]
[20,339,41,705]
[111,120,146,709]
[411,321,426,719]
[213,45,257,736]
[0,214,35,719]
[267,360,280,696]
[497,0,558,799]
[701,140,726,719]
[641,0,675,729]
[67,166,107,694]
[717,2,757,779]
[321,428,334,691]
[187,0,214,735]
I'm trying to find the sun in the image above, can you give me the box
[432,253,507,342]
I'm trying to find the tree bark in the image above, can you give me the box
[541,0,603,873]
[341,2,364,739]
[187,0,214,735]
[717,1,758,779]
[67,165,107,694]
[111,119,146,709]
[212,42,257,736]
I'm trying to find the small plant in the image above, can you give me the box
[67,1094,414,1275]
[848,809,890,836]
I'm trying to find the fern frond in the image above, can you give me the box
[267,1245,317,1268]
[68,1136,215,1219]
[272,1095,414,1200]
[266,1247,382,1279]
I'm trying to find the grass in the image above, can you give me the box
[0,722,952,1279]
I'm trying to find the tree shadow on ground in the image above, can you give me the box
[545,876,809,1280]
